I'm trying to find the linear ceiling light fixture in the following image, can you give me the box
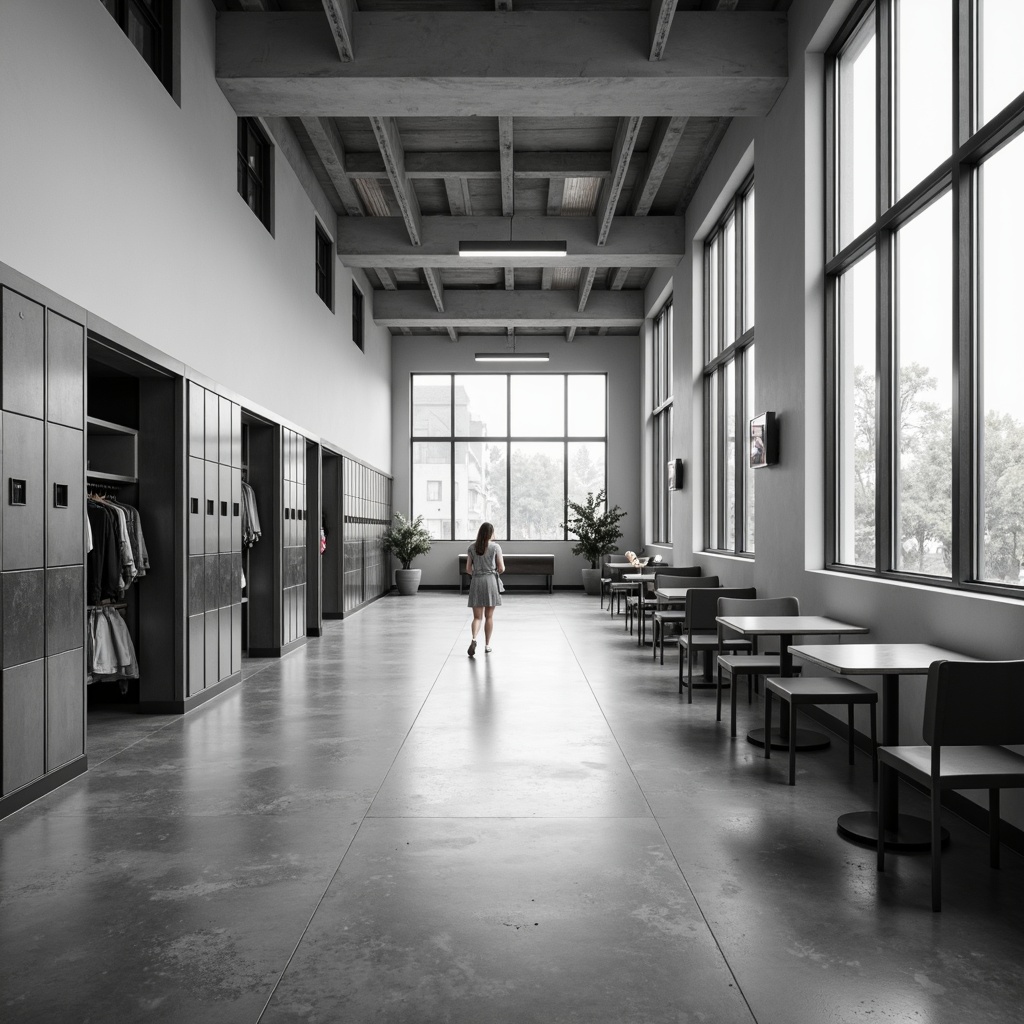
[459,240,568,258]
[475,333,549,363]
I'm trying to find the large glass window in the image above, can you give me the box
[704,176,755,556]
[650,300,673,545]
[826,0,1024,595]
[411,374,607,540]
[237,118,272,232]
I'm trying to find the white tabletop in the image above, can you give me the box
[789,642,974,676]
[716,615,869,637]
[654,587,699,600]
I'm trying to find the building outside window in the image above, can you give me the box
[411,374,607,541]
[704,175,756,555]
[826,0,1024,594]
[426,481,442,502]
[650,300,673,545]
[100,0,172,92]
[237,117,272,231]
[352,283,364,351]
[315,221,333,309]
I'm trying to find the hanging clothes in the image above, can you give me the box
[87,606,139,681]
[86,494,151,599]
[241,480,262,547]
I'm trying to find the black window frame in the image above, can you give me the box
[100,0,173,93]
[315,220,334,310]
[650,299,673,546]
[352,283,364,351]
[237,117,272,232]
[825,0,1024,599]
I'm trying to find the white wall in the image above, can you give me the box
[666,0,1024,826]
[0,0,390,470]
[390,335,642,588]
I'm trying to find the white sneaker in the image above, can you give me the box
[485,645,493,654]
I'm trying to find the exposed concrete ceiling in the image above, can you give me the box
[214,1,790,342]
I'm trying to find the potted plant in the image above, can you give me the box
[382,511,432,595]
[560,489,627,596]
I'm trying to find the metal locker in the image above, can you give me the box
[297,438,305,487]
[218,464,231,552]
[1,287,45,419]
[2,412,44,570]
[282,430,291,482]
[218,606,231,680]
[218,396,231,466]
[46,424,84,568]
[1,569,45,668]
[230,552,242,606]
[1,659,45,795]
[187,614,204,698]
[45,566,84,657]
[188,555,205,617]
[298,584,306,637]
[204,554,218,613]
[231,470,242,552]
[204,389,219,463]
[45,648,84,771]
[218,552,232,609]
[204,461,218,552]
[204,610,218,689]
[230,403,241,468]
[187,457,204,555]
[45,311,84,429]
[230,603,241,674]
[187,382,205,457]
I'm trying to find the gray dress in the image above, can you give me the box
[466,541,503,607]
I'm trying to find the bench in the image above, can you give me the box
[458,553,554,594]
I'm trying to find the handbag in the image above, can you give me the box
[497,574,505,593]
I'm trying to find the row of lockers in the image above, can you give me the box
[187,459,243,555]
[2,413,84,571]
[188,382,241,468]
[186,607,242,699]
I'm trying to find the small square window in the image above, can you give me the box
[427,480,442,502]
[352,283,364,351]
[237,118,272,231]
[101,0,173,93]
[315,222,333,309]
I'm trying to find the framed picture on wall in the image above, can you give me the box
[750,412,777,468]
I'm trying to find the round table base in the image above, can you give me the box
[837,810,950,851]
[746,726,831,751]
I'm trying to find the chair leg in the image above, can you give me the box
[877,764,886,871]
[677,645,685,696]
[659,627,666,665]
[764,690,772,760]
[990,789,1000,869]
[730,671,738,738]
[931,784,943,912]
[748,673,753,704]
[686,646,694,704]
[870,702,878,784]
[716,663,723,722]
[788,701,797,785]
[847,704,855,766]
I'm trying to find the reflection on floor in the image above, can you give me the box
[2,593,1022,1024]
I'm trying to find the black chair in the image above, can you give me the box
[677,587,755,693]
[626,564,693,643]
[599,555,613,610]
[649,575,720,665]
[877,659,1024,912]
[716,596,799,737]
[765,675,877,786]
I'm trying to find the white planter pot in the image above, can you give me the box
[581,568,603,596]
[395,568,422,596]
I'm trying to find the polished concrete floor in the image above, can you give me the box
[1,592,1022,1023]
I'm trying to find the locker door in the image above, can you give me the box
[218,606,231,680]
[231,470,242,552]
[45,565,84,657]
[1,659,45,795]
[2,569,45,668]
[204,461,218,552]
[297,584,306,638]
[204,554,218,614]
[1,287,45,419]
[204,389,219,463]
[204,610,218,689]
[45,311,84,429]
[230,403,241,468]
[187,457,204,554]
[218,464,231,552]
[45,648,84,770]
[218,552,231,609]
[230,603,242,674]
[2,413,45,569]
[219,396,231,466]
[187,382,205,458]
[188,555,205,619]
[46,424,84,568]
[187,614,204,698]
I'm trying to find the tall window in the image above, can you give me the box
[411,374,607,541]
[352,283,364,350]
[315,222,333,309]
[827,0,1024,594]
[237,118,272,231]
[100,0,172,92]
[704,176,756,555]
[650,300,673,545]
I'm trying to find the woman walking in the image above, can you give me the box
[466,521,504,656]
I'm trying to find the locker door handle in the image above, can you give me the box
[207,500,215,516]
[191,497,199,514]
[221,501,228,517]
[8,479,26,505]
[53,483,69,508]
[232,502,240,517]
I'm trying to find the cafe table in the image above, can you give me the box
[623,571,658,644]
[714,616,870,751]
[605,562,643,618]
[788,642,974,851]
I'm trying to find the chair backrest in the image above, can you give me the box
[716,596,800,619]
[655,571,711,590]
[924,659,1024,747]
[653,566,702,579]
[686,587,757,634]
